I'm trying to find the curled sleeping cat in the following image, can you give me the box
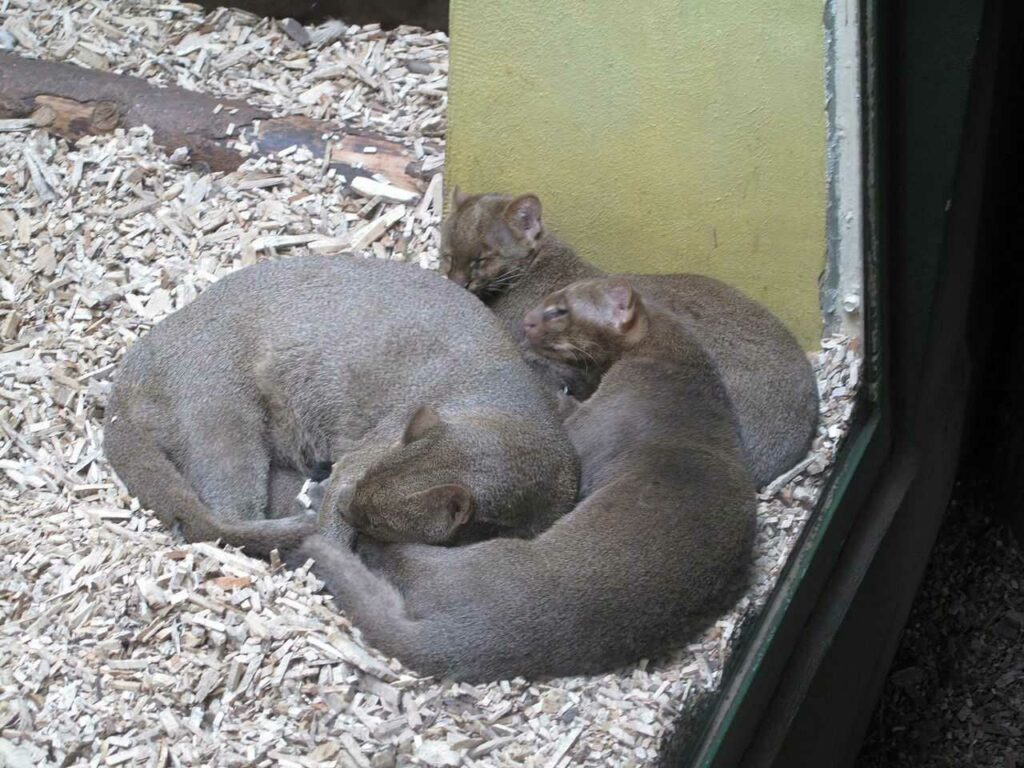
[440,189,819,487]
[232,277,756,681]
[103,255,579,550]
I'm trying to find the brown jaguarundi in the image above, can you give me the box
[440,188,819,487]
[229,276,756,682]
[103,255,578,548]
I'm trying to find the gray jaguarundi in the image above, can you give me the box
[440,188,819,487]
[258,276,755,682]
[103,255,578,549]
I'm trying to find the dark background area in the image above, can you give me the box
[857,492,1024,766]
[955,7,1024,549]
[858,2,1024,763]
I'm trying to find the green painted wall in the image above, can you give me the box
[447,0,826,348]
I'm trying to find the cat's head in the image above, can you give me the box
[439,188,544,297]
[322,405,476,544]
[522,277,650,371]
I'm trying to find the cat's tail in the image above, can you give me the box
[285,535,432,666]
[103,408,314,557]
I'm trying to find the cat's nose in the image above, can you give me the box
[449,270,469,287]
[521,311,541,341]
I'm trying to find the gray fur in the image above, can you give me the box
[276,281,756,681]
[440,191,819,486]
[103,255,578,547]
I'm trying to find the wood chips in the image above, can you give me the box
[0,1,861,765]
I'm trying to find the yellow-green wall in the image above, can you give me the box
[447,1,826,348]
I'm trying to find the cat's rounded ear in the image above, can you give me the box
[449,184,470,210]
[416,483,474,528]
[605,278,640,332]
[402,404,443,444]
[504,194,544,243]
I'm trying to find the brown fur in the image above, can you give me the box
[231,277,756,681]
[440,189,819,486]
[103,255,578,549]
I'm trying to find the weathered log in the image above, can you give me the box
[191,0,449,32]
[0,53,426,191]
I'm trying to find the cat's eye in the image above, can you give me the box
[543,306,568,321]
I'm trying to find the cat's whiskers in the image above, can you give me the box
[560,340,598,370]
[489,271,523,291]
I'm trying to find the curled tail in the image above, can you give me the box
[103,410,314,558]
[285,535,429,667]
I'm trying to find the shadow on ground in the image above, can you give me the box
[857,485,1024,767]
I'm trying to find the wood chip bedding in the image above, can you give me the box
[0,2,861,765]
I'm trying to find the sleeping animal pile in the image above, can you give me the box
[104,189,817,681]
